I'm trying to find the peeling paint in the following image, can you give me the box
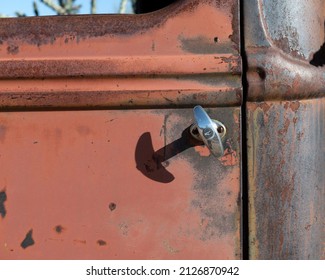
[0,190,7,218]
[109,203,117,211]
[7,44,19,55]
[54,225,65,234]
[21,229,35,249]
[180,35,235,54]
[97,240,107,246]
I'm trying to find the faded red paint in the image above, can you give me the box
[0,0,240,109]
[194,146,210,157]
[0,0,241,259]
[0,109,241,259]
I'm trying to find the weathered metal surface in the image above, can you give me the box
[0,108,241,259]
[244,0,325,259]
[260,0,324,60]
[247,99,325,259]
[245,0,325,101]
[0,0,241,109]
[0,0,242,259]
[0,77,240,110]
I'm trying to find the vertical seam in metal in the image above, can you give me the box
[239,0,249,260]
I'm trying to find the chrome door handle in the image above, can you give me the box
[190,105,226,157]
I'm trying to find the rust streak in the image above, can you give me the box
[289,101,300,113]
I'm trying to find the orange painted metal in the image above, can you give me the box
[0,108,241,259]
[0,0,241,109]
[0,0,241,259]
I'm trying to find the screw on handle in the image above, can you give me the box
[192,105,226,157]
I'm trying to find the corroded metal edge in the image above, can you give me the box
[245,0,325,260]
[245,0,325,101]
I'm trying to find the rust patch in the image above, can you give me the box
[259,102,271,113]
[97,240,107,246]
[20,229,35,249]
[297,131,304,141]
[0,190,7,218]
[7,44,19,55]
[283,102,289,109]
[219,149,238,166]
[248,102,271,113]
[180,35,234,54]
[273,33,302,59]
[229,0,240,51]
[248,99,325,259]
[108,202,117,211]
[177,108,241,243]
[54,225,65,234]
[278,119,291,136]
[0,0,234,46]
[292,74,302,93]
[292,116,298,125]
[289,101,300,113]
[280,180,295,203]
[219,140,238,166]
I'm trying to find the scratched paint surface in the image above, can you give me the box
[0,108,240,259]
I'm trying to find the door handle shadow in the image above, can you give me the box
[135,126,203,183]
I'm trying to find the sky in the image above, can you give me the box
[0,0,133,17]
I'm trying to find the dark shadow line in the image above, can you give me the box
[240,0,249,260]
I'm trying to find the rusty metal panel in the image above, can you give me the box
[247,100,325,259]
[0,0,242,259]
[0,108,241,259]
[244,0,325,259]
[245,0,325,102]
[0,0,241,109]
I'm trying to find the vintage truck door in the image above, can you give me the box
[0,0,242,259]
